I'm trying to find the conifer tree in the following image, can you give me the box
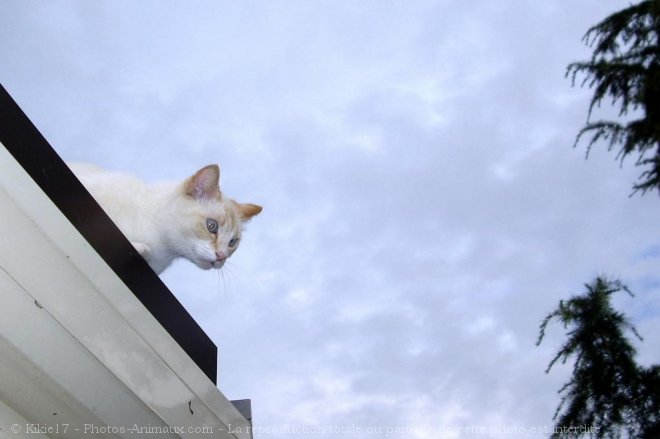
[568,0,660,194]
[537,277,660,438]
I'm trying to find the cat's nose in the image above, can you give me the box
[215,251,227,262]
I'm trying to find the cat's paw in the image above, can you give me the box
[131,242,151,258]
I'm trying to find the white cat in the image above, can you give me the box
[68,163,262,274]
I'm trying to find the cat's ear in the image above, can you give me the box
[185,165,221,200]
[236,203,262,222]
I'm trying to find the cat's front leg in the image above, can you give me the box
[131,242,151,259]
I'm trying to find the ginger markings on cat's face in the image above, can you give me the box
[180,164,262,271]
[68,161,261,274]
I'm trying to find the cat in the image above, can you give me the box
[68,162,262,274]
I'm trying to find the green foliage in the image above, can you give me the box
[567,0,660,194]
[537,277,660,438]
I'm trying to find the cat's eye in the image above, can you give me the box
[228,237,239,247]
[206,218,218,234]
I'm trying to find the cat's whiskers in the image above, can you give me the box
[215,266,228,299]
[217,261,237,298]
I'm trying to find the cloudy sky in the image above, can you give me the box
[2,1,659,437]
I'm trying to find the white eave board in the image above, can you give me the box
[0,139,251,439]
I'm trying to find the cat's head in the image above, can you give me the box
[169,164,261,270]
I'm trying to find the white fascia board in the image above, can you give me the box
[0,399,33,439]
[0,143,251,439]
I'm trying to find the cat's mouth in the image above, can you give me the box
[198,259,225,270]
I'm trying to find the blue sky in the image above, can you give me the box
[2,1,659,437]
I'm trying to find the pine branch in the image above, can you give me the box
[568,0,660,195]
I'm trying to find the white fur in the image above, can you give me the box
[68,163,259,274]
